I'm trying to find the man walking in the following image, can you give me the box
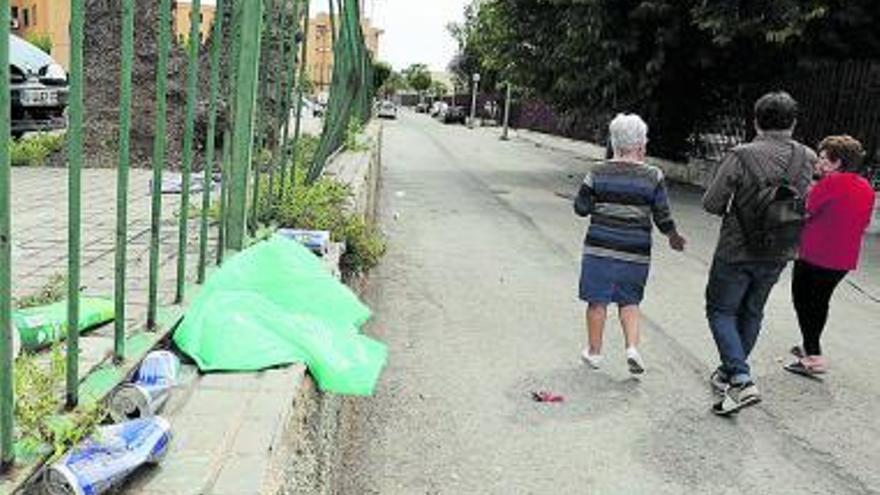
[702,92,816,415]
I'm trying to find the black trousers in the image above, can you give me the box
[792,259,848,356]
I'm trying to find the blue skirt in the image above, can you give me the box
[579,254,649,306]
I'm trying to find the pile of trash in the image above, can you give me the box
[44,351,179,495]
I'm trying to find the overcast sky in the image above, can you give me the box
[198,0,467,72]
[311,0,468,72]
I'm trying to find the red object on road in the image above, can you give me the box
[531,391,565,403]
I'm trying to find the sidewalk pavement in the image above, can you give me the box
[10,167,209,376]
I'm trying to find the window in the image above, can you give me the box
[22,7,28,27]
[31,4,36,25]
[11,6,18,20]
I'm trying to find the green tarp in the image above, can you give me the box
[173,236,387,396]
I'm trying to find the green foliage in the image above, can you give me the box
[451,0,879,158]
[10,133,66,167]
[13,346,104,460]
[431,80,449,98]
[25,33,53,54]
[254,135,386,275]
[344,118,368,152]
[372,61,393,92]
[380,71,408,97]
[403,63,432,94]
[12,275,105,459]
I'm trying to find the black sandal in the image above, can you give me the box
[783,360,824,378]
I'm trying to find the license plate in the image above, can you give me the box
[21,89,58,106]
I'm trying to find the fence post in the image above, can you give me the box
[176,0,202,304]
[0,0,13,471]
[113,0,136,362]
[227,0,264,252]
[199,0,225,284]
[148,0,173,328]
[217,128,231,265]
[66,0,85,408]
[501,82,511,141]
[278,0,301,199]
[270,0,289,199]
[290,0,310,190]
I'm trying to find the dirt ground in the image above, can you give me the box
[50,0,289,169]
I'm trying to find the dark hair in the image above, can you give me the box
[754,91,798,131]
[818,135,866,172]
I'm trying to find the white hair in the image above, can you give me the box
[609,113,648,153]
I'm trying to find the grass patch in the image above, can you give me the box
[11,133,66,167]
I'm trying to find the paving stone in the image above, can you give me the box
[208,454,269,495]
[178,387,252,418]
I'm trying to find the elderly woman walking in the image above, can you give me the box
[786,135,876,376]
[574,113,686,374]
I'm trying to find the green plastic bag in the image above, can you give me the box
[173,236,387,396]
[13,297,115,351]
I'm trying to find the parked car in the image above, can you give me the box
[415,102,430,113]
[377,100,398,119]
[10,34,69,138]
[441,106,467,125]
[431,101,448,118]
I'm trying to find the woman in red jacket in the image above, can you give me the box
[786,135,877,376]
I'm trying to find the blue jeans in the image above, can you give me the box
[705,258,785,385]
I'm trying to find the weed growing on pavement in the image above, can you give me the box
[10,133,66,167]
[12,276,105,460]
[345,118,369,152]
[15,273,66,309]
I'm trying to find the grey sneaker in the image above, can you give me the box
[713,382,761,416]
[710,369,729,394]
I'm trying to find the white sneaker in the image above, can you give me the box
[580,349,603,369]
[626,347,645,375]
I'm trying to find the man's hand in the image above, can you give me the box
[668,232,687,252]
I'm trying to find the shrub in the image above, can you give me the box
[253,134,386,275]
[25,33,53,54]
[10,133,66,167]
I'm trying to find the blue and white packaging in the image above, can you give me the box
[108,351,180,423]
[276,229,331,256]
[44,416,172,495]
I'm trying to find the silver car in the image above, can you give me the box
[377,100,398,119]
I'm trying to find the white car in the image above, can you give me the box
[377,101,398,119]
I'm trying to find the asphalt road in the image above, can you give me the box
[340,110,880,495]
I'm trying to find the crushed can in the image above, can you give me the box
[276,229,331,256]
[108,351,180,423]
[44,416,172,495]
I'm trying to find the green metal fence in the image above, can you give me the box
[0,0,374,474]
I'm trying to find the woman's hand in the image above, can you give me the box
[668,232,687,252]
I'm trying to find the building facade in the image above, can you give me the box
[10,0,71,68]
[173,1,216,44]
[305,12,383,97]
[8,1,215,70]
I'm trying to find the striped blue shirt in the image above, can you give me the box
[573,160,677,264]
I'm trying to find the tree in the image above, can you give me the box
[373,61,393,93]
[448,0,880,159]
[431,80,449,98]
[403,63,432,96]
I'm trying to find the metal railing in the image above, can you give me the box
[0,0,374,473]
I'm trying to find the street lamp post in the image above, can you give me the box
[501,82,512,141]
[469,72,480,129]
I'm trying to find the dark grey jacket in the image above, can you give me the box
[702,131,817,263]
